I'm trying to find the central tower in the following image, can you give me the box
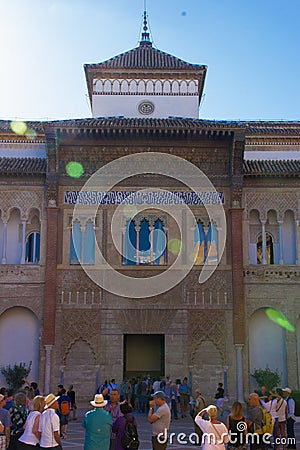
[84,11,207,119]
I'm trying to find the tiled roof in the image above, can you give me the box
[0,157,46,175]
[246,121,300,135]
[46,117,244,130]
[85,42,206,70]
[243,159,300,176]
[0,120,44,132]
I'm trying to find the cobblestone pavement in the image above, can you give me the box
[61,409,300,450]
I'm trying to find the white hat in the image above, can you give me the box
[282,387,292,394]
[44,393,59,408]
[90,394,107,408]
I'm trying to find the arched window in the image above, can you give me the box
[83,221,95,265]
[124,218,167,265]
[25,232,40,264]
[257,233,274,264]
[70,221,82,265]
[153,219,166,265]
[194,221,218,265]
[70,219,95,265]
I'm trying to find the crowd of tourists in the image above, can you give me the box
[0,381,76,450]
[0,376,297,450]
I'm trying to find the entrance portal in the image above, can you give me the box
[124,334,165,378]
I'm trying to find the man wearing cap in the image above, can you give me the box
[0,394,11,449]
[283,388,296,449]
[82,394,112,450]
[148,391,171,450]
[39,394,61,449]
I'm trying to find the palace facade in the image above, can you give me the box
[0,18,299,404]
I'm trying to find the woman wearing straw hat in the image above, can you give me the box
[82,394,113,450]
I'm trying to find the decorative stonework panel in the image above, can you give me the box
[188,310,227,364]
[245,192,298,221]
[61,310,99,360]
[116,309,173,334]
[0,191,43,221]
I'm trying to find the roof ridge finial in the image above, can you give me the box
[140,2,152,46]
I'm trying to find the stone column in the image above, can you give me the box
[235,344,244,403]
[44,344,53,394]
[1,221,7,264]
[60,366,65,386]
[20,221,27,264]
[278,220,283,264]
[295,220,299,265]
[261,220,267,264]
[135,226,140,265]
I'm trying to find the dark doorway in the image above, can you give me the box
[123,334,165,378]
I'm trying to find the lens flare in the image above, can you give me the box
[168,239,182,255]
[265,308,295,332]
[26,128,37,140]
[66,161,84,178]
[10,121,27,135]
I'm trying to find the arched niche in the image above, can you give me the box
[103,80,111,93]
[137,80,146,93]
[121,80,129,93]
[282,210,296,264]
[112,79,120,93]
[94,79,103,93]
[248,209,260,263]
[249,308,287,389]
[63,339,96,404]
[163,80,171,94]
[7,208,22,264]
[188,80,197,94]
[146,80,154,93]
[0,307,39,386]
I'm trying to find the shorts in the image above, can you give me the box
[216,398,224,408]
[0,436,6,450]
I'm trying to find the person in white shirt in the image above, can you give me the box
[38,394,61,449]
[195,404,229,450]
[282,388,296,449]
[18,395,45,449]
[274,388,287,450]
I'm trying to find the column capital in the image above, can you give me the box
[234,344,244,351]
[44,344,53,351]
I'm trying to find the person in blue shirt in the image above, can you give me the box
[82,394,112,450]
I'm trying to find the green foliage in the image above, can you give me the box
[0,361,32,391]
[251,366,281,391]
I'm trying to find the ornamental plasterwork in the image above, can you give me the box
[61,310,98,362]
[187,270,231,292]
[0,191,43,221]
[93,78,198,95]
[245,192,298,221]
[117,309,173,334]
[188,310,227,364]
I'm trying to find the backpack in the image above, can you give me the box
[256,407,273,435]
[60,400,70,416]
[121,417,139,450]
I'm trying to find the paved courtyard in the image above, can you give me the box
[61,409,300,450]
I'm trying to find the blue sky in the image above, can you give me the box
[1,0,299,121]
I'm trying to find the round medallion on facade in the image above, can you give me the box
[138,100,155,115]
